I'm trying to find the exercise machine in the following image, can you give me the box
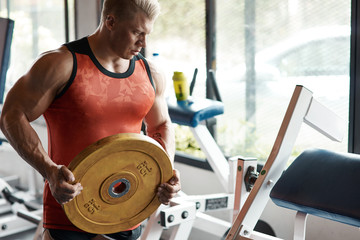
[0,173,42,238]
[225,85,345,239]
[142,85,345,240]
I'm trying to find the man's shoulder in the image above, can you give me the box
[31,47,74,87]
[38,47,73,63]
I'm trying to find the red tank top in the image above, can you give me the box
[42,38,155,231]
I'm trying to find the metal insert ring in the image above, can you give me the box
[108,178,130,198]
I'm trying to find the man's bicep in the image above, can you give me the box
[144,96,169,131]
[3,77,52,122]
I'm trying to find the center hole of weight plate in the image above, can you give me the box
[113,182,126,194]
[108,178,130,198]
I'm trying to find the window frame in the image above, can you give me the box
[349,0,360,153]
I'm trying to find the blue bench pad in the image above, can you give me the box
[167,97,224,127]
[270,149,360,227]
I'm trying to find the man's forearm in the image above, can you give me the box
[148,121,175,163]
[0,111,55,180]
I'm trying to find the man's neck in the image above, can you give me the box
[87,32,130,74]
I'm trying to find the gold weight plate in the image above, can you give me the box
[63,133,173,234]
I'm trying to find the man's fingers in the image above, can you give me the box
[60,165,83,189]
[52,166,83,204]
[169,169,180,184]
[60,165,75,183]
[61,181,82,194]
[161,182,179,192]
[157,189,171,205]
[56,182,83,204]
[156,168,181,205]
[157,184,178,204]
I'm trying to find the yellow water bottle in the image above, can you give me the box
[172,71,189,101]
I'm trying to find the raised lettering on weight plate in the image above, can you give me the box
[84,198,101,214]
[137,161,152,177]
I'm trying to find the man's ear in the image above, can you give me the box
[105,15,115,30]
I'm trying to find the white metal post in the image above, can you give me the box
[293,212,308,240]
[190,125,230,192]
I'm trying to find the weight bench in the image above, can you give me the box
[270,148,360,240]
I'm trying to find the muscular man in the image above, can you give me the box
[0,0,180,239]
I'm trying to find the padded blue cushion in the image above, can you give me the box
[270,149,360,227]
[167,97,224,127]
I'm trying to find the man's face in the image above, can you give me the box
[110,11,154,59]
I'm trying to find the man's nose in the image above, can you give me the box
[138,35,147,48]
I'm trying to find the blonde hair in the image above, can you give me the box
[101,0,161,22]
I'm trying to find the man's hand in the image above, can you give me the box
[47,165,83,204]
[157,169,181,205]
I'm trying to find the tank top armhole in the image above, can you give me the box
[54,50,77,99]
[137,53,156,92]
